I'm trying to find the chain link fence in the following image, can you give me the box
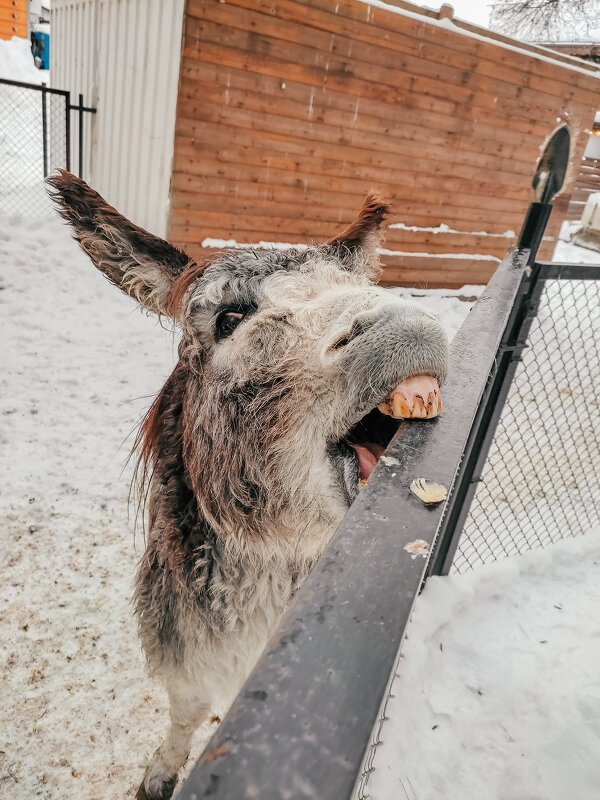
[453,276,600,572]
[0,78,94,217]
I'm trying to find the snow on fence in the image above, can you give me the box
[174,194,600,799]
[0,77,95,216]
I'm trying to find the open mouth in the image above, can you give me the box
[337,375,442,495]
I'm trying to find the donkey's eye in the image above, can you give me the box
[216,310,245,340]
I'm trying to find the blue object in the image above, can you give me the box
[31,26,50,71]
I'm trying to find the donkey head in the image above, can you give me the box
[49,172,448,562]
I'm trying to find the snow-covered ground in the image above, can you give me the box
[0,37,52,217]
[454,244,600,571]
[0,36,47,84]
[0,213,188,797]
[365,531,600,800]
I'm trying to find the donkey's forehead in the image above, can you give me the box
[190,245,367,309]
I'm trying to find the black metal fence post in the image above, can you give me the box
[65,91,71,172]
[68,93,97,180]
[517,202,553,264]
[41,82,48,178]
[78,93,84,177]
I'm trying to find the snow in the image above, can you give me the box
[437,0,490,29]
[0,38,51,217]
[377,247,499,261]
[202,237,500,262]
[454,268,600,572]
[363,531,600,800]
[361,223,600,799]
[388,222,517,237]
[0,37,45,84]
[0,212,215,797]
[202,236,309,251]
[555,220,600,262]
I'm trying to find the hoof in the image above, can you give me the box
[135,774,177,800]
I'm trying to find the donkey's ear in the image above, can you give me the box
[47,170,191,315]
[328,193,390,274]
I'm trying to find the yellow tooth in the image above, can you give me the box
[412,395,427,418]
[392,393,411,418]
[425,391,435,417]
[378,389,443,419]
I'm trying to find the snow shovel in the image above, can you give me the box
[517,124,570,261]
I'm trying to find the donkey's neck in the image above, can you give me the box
[141,361,326,576]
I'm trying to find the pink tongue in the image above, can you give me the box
[352,443,385,481]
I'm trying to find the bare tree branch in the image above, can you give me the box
[490,0,600,42]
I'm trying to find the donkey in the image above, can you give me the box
[48,171,449,800]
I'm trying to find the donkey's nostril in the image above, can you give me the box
[331,320,368,350]
[332,333,351,350]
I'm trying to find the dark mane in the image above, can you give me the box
[131,362,188,535]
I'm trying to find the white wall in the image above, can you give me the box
[51,0,185,237]
[584,131,600,160]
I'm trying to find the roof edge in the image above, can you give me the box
[360,0,600,76]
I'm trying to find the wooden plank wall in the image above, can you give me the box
[168,0,600,287]
[566,156,600,221]
[0,0,27,40]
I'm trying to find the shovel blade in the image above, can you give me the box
[532,125,570,204]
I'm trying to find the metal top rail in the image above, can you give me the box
[0,77,97,112]
[177,247,533,800]
[0,77,69,96]
[535,260,600,279]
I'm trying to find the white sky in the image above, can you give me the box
[441,0,493,28]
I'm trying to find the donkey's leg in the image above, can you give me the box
[137,677,211,800]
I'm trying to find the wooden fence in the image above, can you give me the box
[167,0,600,287]
[0,0,27,39]
[566,155,600,221]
